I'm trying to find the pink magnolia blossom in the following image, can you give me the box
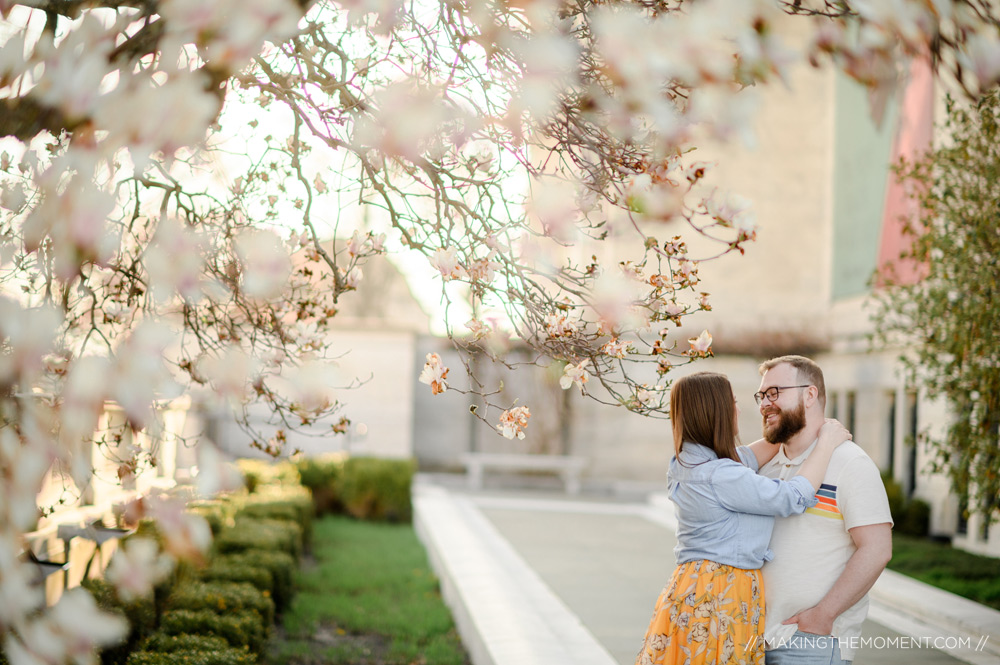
[0,299,61,387]
[105,538,174,602]
[675,260,699,287]
[0,534,44,624]
[195,441,246,498]
[559,359,590,392]
[22,175,117,280]
[144,495,213,563]
[347,230,366,257]
[465,318,492,341]
[467,254,499,284]
[544,312,580,338]
[97,71,222,164]
[688,329,714,357]
[59,356,111,488]
[635,385,659,408]
[234,229,293,299]
[32,15,116,122]
[418,353,449,395]
[429,248,467,281]
[353,82,455,160]
[145,217,209,303]
[705,189,756,233]
[498,405,531,440]
[340,266,363,290]
[0,429,54,532]
[111,321,182,428]
[161,0,303,68]
[276,361,339,420]
[660,301,685,318]
[964,29,1000,90]
[9,588,128,665]
[196,346,258,409]
[601,338,633,359]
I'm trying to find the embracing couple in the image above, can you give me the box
[636,355,893,665]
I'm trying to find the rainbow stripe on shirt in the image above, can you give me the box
[806,483,843,520]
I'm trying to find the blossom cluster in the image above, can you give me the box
[2,0,999,657]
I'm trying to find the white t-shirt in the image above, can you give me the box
[759,440,893,660]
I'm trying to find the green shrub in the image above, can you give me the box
[235,494,313,547]
[236,459,301,491]
[339,457,416,522]
[221,550,296,613]
[126,647,256,665]
[159,609,266,656]
[196,558,274,596]
[899,498,931,537]
[82,578,157,665]
[881,473,930,537]
[167,581,275,626]
[882,473,906,521]
[215,518,302,560]
[140,633,230,653]
[295,455,345,516]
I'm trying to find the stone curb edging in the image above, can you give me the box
[869,568,1000,664]
[412,483,618,665]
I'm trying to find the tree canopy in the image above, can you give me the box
[2,1,1000,660]
[874,90,1000,526]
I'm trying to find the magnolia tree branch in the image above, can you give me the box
[2,1,1000,659]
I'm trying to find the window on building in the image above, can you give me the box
[905,391,918,497]
[846,391,857,433]
[886,390,896,474]
[828,392,839,420]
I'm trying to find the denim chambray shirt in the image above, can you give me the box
[668,443,818,570]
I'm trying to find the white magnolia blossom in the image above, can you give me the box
[234,229,293,299]
[1,2,999,662]
[559,359,590,392]
[195,441,246,498]
[429,247,467,281]
[196,345,259,409]
[418,352,449,395]
[145,217,211,303]
[105,537,175,602]
[688,329,714,356]
[498,405,531,440]
[6,588,128,665]
[111,321,182,428]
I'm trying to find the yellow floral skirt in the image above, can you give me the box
[635,559,765,665]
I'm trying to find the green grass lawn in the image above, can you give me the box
[889,533,1000,611]
[267,516,470,665]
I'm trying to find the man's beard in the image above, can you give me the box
[762,399,807,444]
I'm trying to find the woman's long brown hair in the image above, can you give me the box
[670,371,741,463]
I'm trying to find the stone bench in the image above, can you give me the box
[460,453,587,494]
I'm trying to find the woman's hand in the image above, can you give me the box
[817,418,852,449]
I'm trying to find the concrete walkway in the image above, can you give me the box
[413,475,1000,665]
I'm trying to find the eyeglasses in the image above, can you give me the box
[753,385,811,405]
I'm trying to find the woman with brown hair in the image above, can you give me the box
[635,371,849,665]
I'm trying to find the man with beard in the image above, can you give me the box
[755,356,892,665]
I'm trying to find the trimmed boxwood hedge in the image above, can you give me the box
[339,457,416,522]
[195,558,274,596]
[159,609,266,656]
[140,633,230,653]
[214,518,302,560]
[220,550,295,613]
[166,581,275,626]
[126,648,256,665]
